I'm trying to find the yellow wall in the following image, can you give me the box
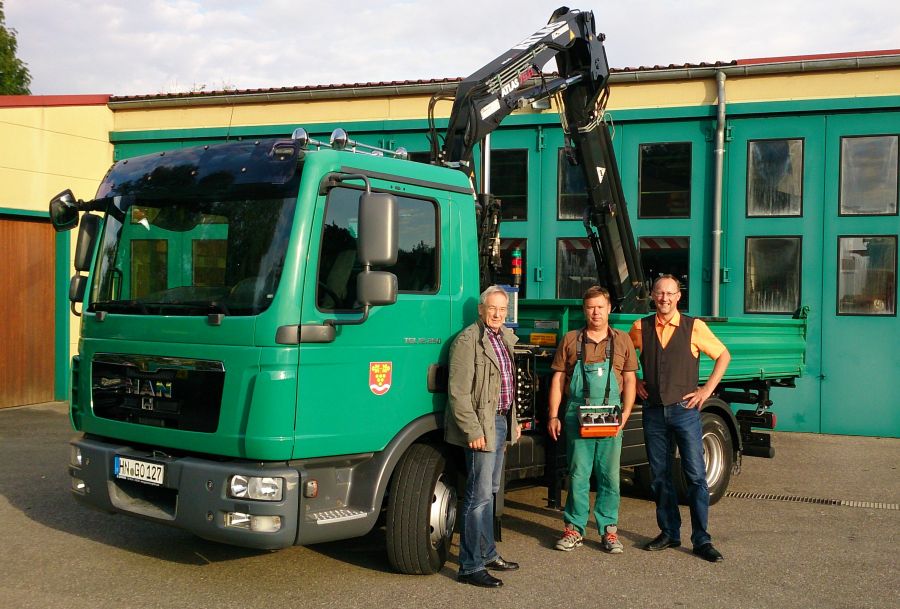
[0,104,114,209]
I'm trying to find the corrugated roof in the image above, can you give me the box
[107,49,898,103]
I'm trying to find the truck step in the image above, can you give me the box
[311,508,367,524]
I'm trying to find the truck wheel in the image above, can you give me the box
[386,443,457,575]
[674,408,733,505]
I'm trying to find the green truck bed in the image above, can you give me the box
[514,300,807,382]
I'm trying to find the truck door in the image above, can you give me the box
[295,181,452,458]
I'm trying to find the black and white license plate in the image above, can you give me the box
[114,455,165,486]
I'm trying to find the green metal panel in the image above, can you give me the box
[293,151,469,458]
[515,299,806,382]
[820,111,900,437]
[619,119,715,314]
[54,229,71,401]
[723,115,826,432]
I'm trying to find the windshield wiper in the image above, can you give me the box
[92,300,150,314]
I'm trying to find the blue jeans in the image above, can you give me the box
[643,403,711,548]
[458,414,507,575]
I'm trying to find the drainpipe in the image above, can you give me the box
[711,70,726,317]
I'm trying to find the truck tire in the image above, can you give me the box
[386,443,457,575]
[674,408,733,505]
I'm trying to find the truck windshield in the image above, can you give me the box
[89,195,296,316]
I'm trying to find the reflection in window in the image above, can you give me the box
[640,236,690,310]
[748,139,803,216]
[838,236,897,315]
[558,148,588,220]
[497,239,527,299]
[557,238,597,298]
[131,240,167,299]
[491,149,528,220]
[317,187,438,310]
[745,237,801,314]
[639,142,691,218]
[193,240,227,286]
[840,136,899,215]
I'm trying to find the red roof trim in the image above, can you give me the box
[0,94,111,108]
[737,50,900,65]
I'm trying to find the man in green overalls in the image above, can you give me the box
[547,285,638,552]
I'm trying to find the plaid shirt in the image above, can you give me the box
[485,327,515,414]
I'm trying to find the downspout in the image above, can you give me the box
[711,70,726,317]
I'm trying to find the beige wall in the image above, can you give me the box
[0,103,114,209]
[0,100,114,362]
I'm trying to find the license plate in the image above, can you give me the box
[114,456,165,486]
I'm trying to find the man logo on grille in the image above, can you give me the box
[369,362,393,395]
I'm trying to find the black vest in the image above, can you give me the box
[640,314,700,406]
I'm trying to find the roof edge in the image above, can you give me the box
[0,94,111,108]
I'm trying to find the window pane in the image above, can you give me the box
[497,239,527,299]
[838,236,897,315]
[491,149,528,220]
[557,238,597,298]
[639,142,691,218]
[747,139,803,216]
[317,187,438,310]
[640,236,690,310]
[745,237,801,313]
[131,240,167,299]
[840,136,899,215]
[193,240,227,286]
[558,148,588,220]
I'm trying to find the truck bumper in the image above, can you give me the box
[67,436,300,550]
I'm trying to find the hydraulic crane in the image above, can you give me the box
[429,6,647,312]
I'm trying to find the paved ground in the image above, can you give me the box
[0,402,897,609]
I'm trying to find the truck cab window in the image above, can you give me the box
[317,186,438,310]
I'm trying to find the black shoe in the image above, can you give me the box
[693,543,724,562]
[485,556,519,571]
[644,533,681,551]
[458,569,503,588]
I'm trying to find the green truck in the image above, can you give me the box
[52,8,806,575]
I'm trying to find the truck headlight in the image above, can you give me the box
[70,446,83,467]
[228,475,284,501]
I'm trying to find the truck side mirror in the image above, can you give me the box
[357,271,397,307]
[69,274,87,303]
[357,192,398,266]
[49,189,80,232]
[74,213,100,272]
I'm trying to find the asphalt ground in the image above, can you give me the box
[1,402,897,609]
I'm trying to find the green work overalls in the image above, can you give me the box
[563,330,623,536]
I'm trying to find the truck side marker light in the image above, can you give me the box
[304,480,318,498]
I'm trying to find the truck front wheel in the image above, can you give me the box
[386,443,457,575]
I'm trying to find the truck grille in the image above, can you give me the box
[92,354,225,432]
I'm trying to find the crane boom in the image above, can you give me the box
[432,6,647,312]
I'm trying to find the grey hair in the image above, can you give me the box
[479,285,509,305]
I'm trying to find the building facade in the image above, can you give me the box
[3,53,898,437]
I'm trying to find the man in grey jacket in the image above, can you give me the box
[446,285,521,588]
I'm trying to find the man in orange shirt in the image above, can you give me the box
[629,275,731,562]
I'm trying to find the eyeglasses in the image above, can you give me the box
[652,291,679,298]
